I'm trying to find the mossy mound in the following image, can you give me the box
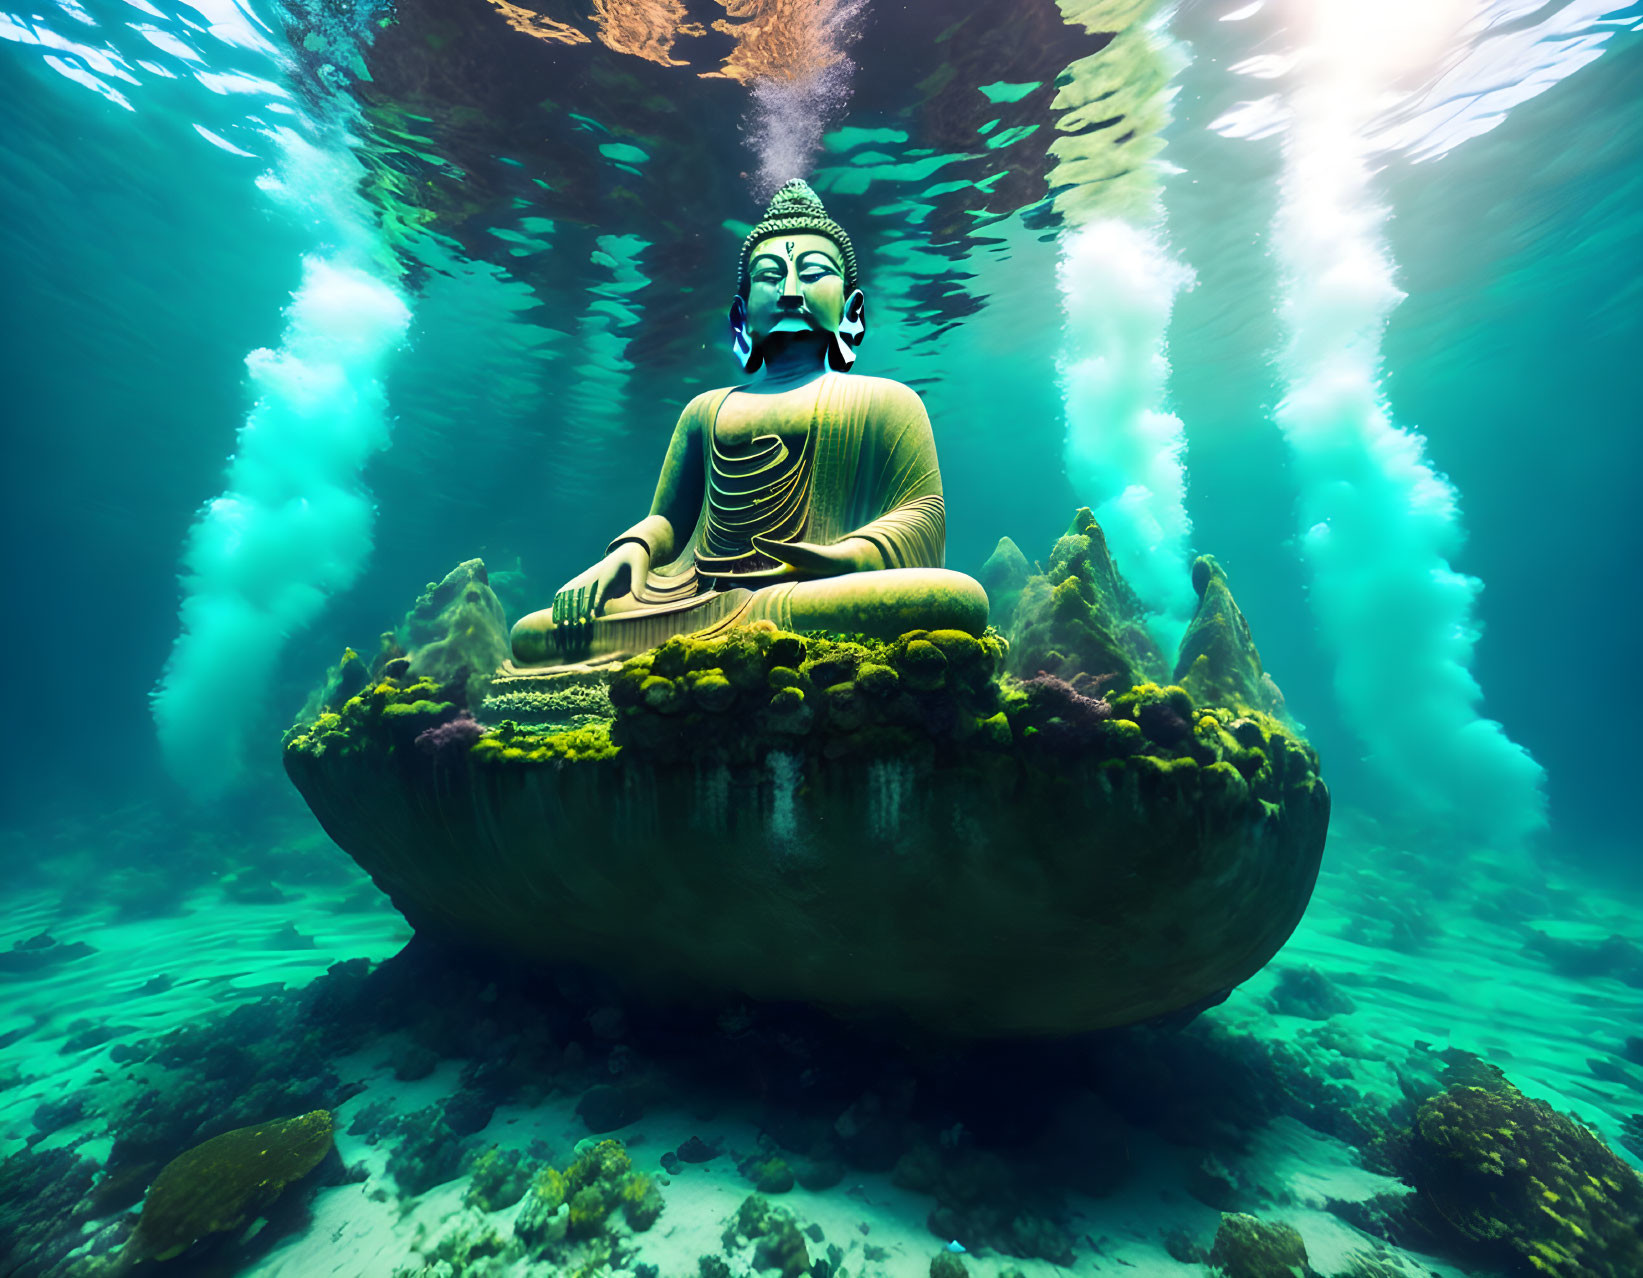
[1208,1212,1314,1278]
[1386,1075,1643,1277]
[607,623,1010,762]
[123,1110,333,1264]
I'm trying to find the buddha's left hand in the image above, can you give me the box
[751,535,886,577]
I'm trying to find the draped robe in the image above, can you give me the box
[532,371,966,660]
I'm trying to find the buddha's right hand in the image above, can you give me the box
[552,542,649,639]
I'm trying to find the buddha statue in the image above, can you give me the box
[510,179,990,665]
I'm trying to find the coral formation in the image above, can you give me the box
[416,712,484,757]
[464,1145,533,1213]
[741,1155,796,1194]
[387,1107,467,1194]
[894,1141,1075,1263]
[514,1138,662,1262]
[724,1195,811,1278]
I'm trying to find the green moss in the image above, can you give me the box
[641,675,683,713]
[1108,682,1192,725]
[468,720,619,766]
[287,550,1323,825]
[690,669,736,712]
[125,1110,334,1263]
[803,642,869,687]
[899,638,948,690]
[381,698,456,721]
[856,662,900,696]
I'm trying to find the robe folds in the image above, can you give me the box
[550,371,955,657]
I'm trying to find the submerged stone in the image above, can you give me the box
[1005,507,1166,690]
[1208,1213,1312,1278]
[285,514,1329,1038]
[123,1110,333,1264]
[1175,554,1288,719]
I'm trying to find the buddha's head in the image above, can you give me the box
[730,179,867,374]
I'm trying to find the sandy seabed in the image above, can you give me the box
[1,802,1637,1278]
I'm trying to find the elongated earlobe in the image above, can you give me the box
[728,296,763,374]
[828,289,866,371]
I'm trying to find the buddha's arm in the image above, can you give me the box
[839,383,946,570]
[606,401,706,570]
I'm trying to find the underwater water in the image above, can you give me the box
[3,0,1642,1275]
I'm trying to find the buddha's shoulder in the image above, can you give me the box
[834,373,927,415]
[677,375,926,415]
[677,387,733,417]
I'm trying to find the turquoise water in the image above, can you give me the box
[2,2,1641,1276]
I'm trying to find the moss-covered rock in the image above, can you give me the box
[286,521,1328,1037]
[123,1110,333,1264]
[1385,1075,1643,1277]
[1207,1213,1312,1278]
[1005,508,1167,688]
[978,536,1031,632]
[1174,556,1288,720]
[404,560,511,705]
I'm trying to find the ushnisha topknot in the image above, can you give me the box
[737,178,859,298]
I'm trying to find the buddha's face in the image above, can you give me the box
[743,232,848,348]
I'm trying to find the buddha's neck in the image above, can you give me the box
[749,333,831,394]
